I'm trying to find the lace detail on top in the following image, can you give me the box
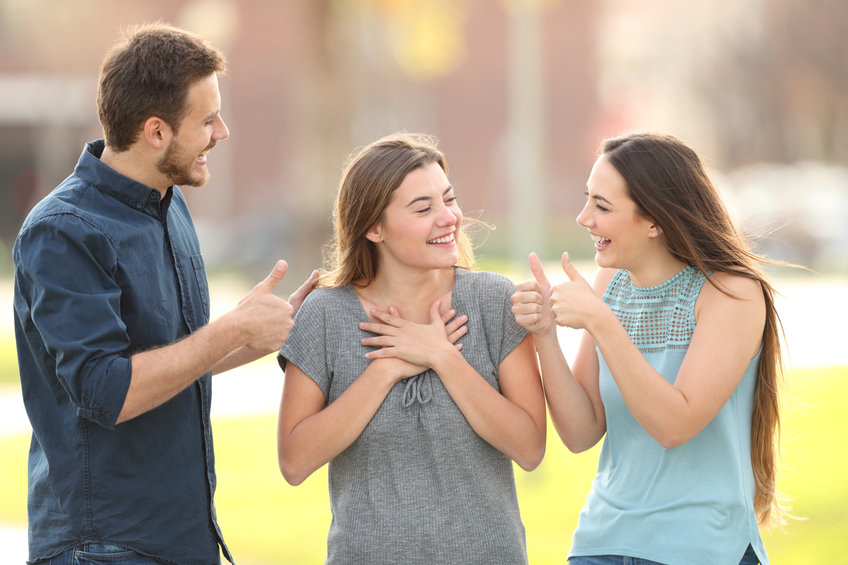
[603,265,707,354]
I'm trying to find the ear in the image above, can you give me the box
[142,116,171,150]
[647,220,663,238]
[365,222,383,243]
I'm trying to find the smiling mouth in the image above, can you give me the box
[591,233,611,250]
[428,234,455,245]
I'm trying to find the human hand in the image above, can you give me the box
[511,252,556,335]
[549,252,600,330]
[288,269,319,315]
[359,300,458,369]
[236,260,295,354]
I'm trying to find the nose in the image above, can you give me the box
[576,201,591,228]
[437,203,458,226]
[214,115,230,141]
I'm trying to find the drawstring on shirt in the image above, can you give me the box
[402,372,433,406]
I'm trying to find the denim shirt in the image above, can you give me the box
[13,140,231,565]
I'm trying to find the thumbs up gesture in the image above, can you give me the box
[511,252,556,335]
[549,252,597,330]
[236,260,318,354]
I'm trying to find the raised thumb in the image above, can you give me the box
[561,252,581,281]
[528,252,550,288]
[257,260,288,293]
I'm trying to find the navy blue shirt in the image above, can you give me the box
[13,140,231,564]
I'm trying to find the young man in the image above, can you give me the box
[13,23,315,564]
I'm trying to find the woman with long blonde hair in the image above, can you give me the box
[512,133,782,565]
[278,132,546,564]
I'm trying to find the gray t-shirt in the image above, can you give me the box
[279,268,530,564]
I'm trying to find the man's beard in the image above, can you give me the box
[156,139,212,187]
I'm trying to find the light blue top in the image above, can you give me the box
[569,265,768,565]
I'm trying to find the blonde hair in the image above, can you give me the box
[321,132,475,288]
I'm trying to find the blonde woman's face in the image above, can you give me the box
[366,161,462,273]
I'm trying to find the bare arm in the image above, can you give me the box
[277,308,469,485]
[551,255,766,448]
[511,252,607,452]
[582,270,765,448]
[118,261,314,423]
[276,359,403,485]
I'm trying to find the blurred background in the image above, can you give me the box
[1,0,846,563]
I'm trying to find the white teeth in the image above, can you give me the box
[428,234,455,244]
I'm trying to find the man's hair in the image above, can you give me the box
[96,22,226,151]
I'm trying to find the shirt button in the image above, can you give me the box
[134,202,143,209]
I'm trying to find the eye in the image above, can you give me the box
[595,203,609,212]
[416,206,432,214]
[445,196,457,204]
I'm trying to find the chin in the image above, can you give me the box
[594,252,616,269]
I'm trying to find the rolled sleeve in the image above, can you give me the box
[15,213,132,428]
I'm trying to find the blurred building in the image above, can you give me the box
[2,0,845,276]
[0,0,601,279]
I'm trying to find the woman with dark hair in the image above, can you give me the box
[277,132,546,564]
[512,133,783,565]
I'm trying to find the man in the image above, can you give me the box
[13,23,316,564]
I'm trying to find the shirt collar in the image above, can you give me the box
[76,139,174,218]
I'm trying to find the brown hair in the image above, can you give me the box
[321,132,475,288]
[600,132,784,525]
[97,22,227,151]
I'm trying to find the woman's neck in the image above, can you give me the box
[355,266,455,323]
[627,253,688,288]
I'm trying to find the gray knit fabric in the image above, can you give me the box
[279,268,530,564]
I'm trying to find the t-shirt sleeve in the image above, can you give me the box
[278,289,331,399]
[494,275,528,365]
[471,270,528,367]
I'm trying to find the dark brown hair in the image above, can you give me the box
[601,132,784,525]
[322,132,475,288]
[97,22,226,151]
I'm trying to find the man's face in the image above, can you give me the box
[156,73,229,187]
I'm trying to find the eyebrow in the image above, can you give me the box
[406,186,454,207]
[584,190,613,206]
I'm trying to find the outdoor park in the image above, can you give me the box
[1,264,846,563]
[1,0,847,563]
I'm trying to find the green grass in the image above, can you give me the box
[1,366,846,563]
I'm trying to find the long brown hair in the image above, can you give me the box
[321,132,475,289]
[601,132,784,524]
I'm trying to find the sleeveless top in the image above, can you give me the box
[569,265,768,565]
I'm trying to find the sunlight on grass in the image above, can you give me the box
[1,366,845,563]
[208,365,848,564]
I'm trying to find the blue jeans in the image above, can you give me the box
[569,557,664,565]
[40,543,163,565]
[570,545,761,565]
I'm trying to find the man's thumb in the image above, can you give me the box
[257,260,288,293]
